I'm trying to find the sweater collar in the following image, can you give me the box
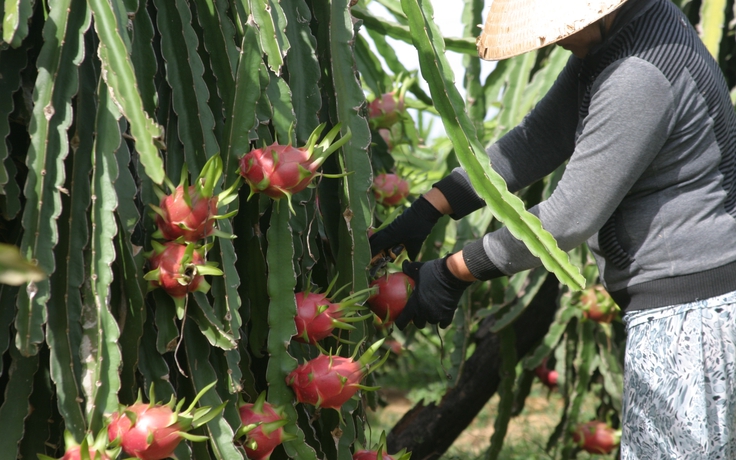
[585,0,659,63]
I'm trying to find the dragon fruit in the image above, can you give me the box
[367,272,415,327]
[154,184,218,241]
[239,123,351,202]
[39,430,118,460]
[294,283,375,344]
[372,173,410,206]
[534,358,558,390]
[237,392,294,460]
[150,154,239,242]
[286,339,388,410]
[572,421,621,454]
[580,285,620,323]
[144,241,223,317]
[368,92,406,129]
[352,432,411,460]
[60,447,111,460]
[107,382,223,460]
[108,404,185,460]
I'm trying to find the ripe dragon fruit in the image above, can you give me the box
[286,339,388,410]
[352,432,411,460]
[144,241,223,317]
[154,184,218,241]
[580,285,620,323]
[60,447,111,460]
[572,421,621,455]
[367,272,415,327]
[534,358,558,390]
[372,173,410,207]
[150,154,239,242]
[294,283,375,344]
[368,92,406,129]
[239,123,351,203]
[236,391,294,460]
[39,430,118,460]
[107,382,223,460]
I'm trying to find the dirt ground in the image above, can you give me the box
[369,387,565,457]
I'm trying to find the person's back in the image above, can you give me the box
[572,0,736,309]
[429,0,736,312]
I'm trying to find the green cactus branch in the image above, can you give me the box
[2,0,33,48]
[351,5,477,55]
[83,79,123,433]
[265,202,319,459]
[17,0,90,357]
[88,0,166,185]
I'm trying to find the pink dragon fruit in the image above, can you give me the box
[239,123,351,201]
[352,432,411,460]
[372,173,410,207]
[39,430,118,460]
[286,340,387,410]
[107,382,222,460]
[150,154,239,242]
[293,284,375,344]
[108,404,185,460]
[144,241,223,316]
[368,92,406,129]
[154,184,218,241]
[237,392,294,460]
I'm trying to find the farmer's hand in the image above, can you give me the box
[394,255,474,330]
[370,189,449,259]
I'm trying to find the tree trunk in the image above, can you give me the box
[387,274,561,459]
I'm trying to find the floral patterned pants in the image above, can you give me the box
[621,290,736,459]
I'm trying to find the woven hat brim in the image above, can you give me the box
[477,0,629,61]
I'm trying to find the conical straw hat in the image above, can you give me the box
[477,0,630,61]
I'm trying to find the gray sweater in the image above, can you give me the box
[436,0,736,311]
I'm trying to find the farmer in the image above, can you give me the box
[369,0,736,457]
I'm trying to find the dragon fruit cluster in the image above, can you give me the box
[145,155,237,312]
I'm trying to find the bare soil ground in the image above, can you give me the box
[368,387,566,458]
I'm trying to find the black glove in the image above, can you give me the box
[394,256,473,330]
[370,196,443,259]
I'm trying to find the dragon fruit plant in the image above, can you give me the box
[286,339,389,410]
[39,430,119,460]
[150,154,240,242]
[107,382,224,460]
[144,241,223,318]
[372,173,410,207]
[293,278,376,344]
[238,123,351,207]
[236,391,295,460]
[352,432,411,460]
